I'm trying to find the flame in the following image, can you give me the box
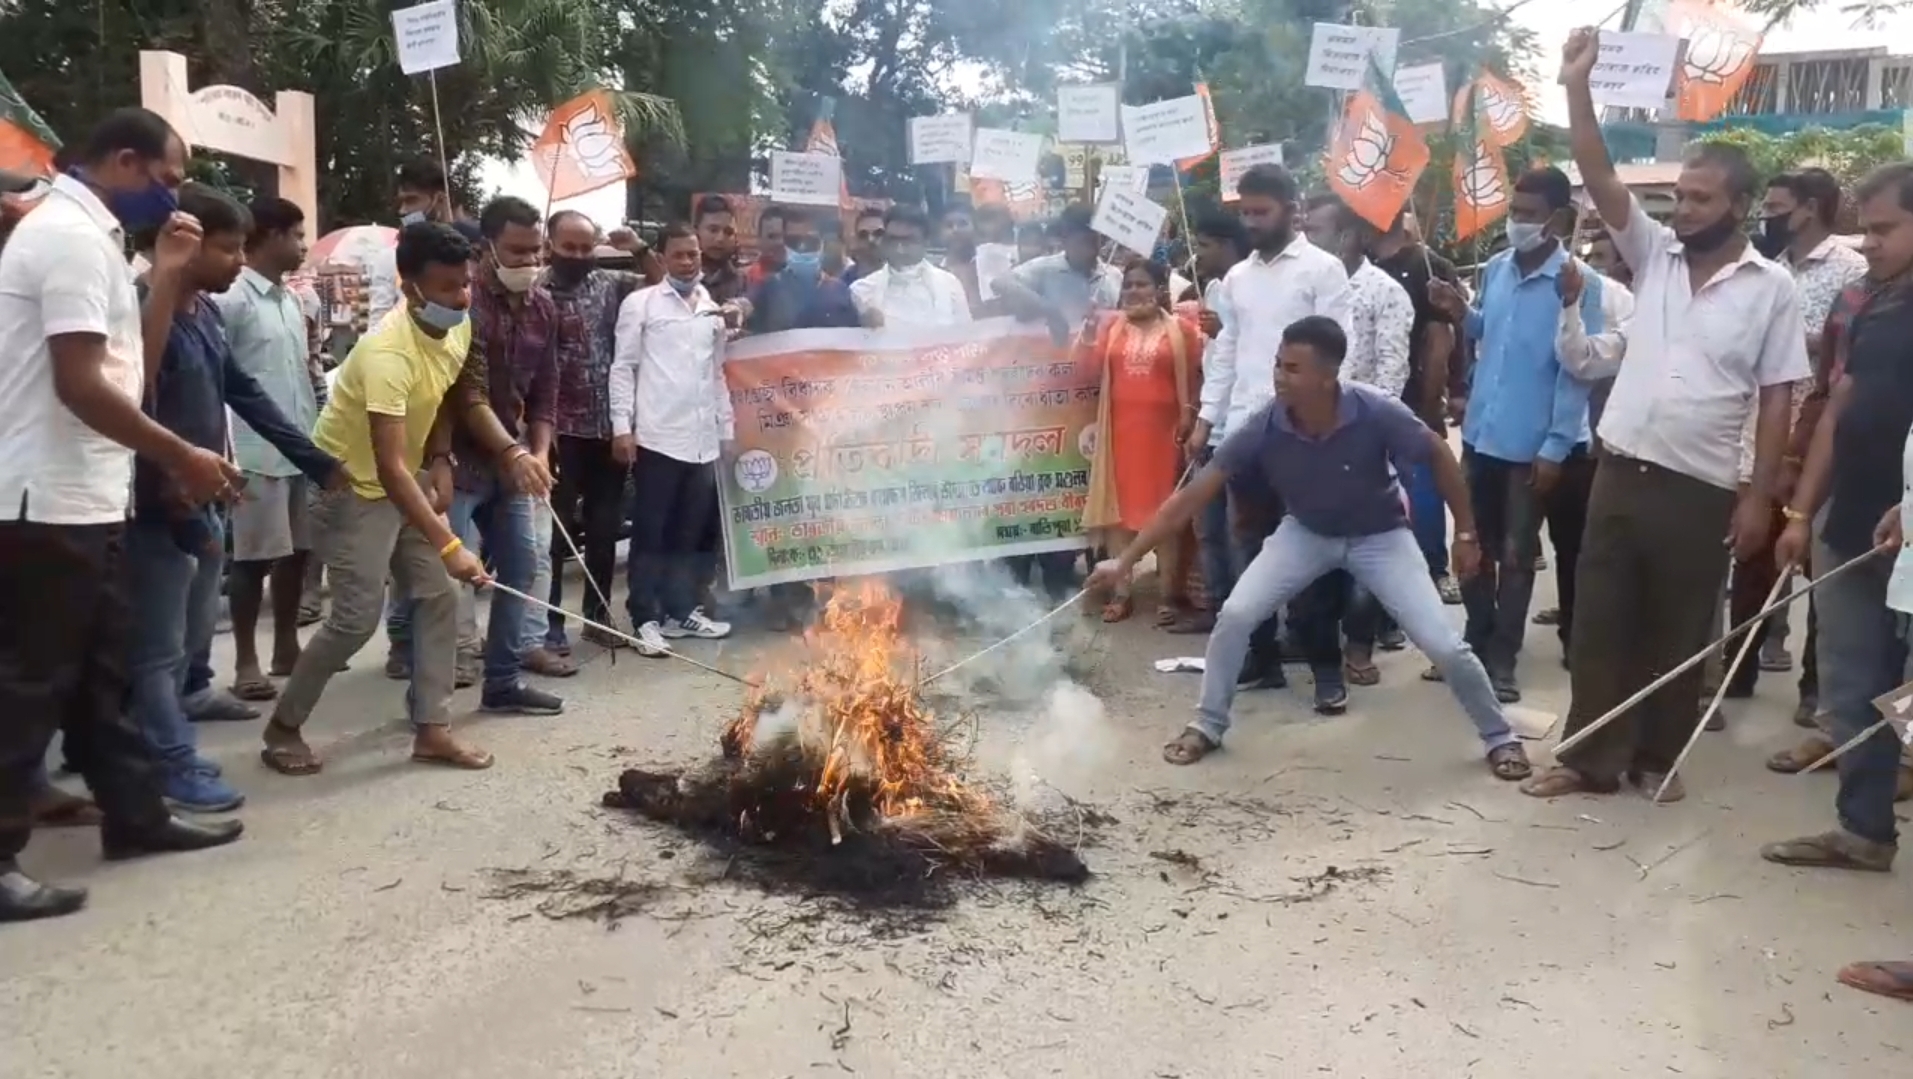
[724,581,990,842]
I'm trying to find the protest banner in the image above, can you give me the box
[1057,84,1122,144]
[1304,23,1400,91]
[1587,31,1681,111]
[718,318,1097,588]
[908,113,974,165]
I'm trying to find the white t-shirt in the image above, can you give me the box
[0,174,144,524]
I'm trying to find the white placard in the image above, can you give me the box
[1091,184,1169,257]
[1304,23,1401,91]
[975,242,1017,302]
[969,128,1045,182]
[1057,84,1122,144]
[1096,163,1150,199]
[392,0,461,76]
[1121,96,1213,165]
[1219,144,1285,202]
[1587,31,1682,111]
[1392,61,1449,125]
[768,150,843,207]
[908,114,973,165]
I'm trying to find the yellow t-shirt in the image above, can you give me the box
[313,306,471,500]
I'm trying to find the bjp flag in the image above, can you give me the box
[805,100,854,210]
[531,90,636,203]
[1174,82,1221,171]
[1672,0,1762,123]
[1463,71,1531,149]
[0,68,58,176]
[1452,82,1511,243]
[1327,55,1430,232]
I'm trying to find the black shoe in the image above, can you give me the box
[1377,628,1408,652]
[1491,674,1522,704]
[101,815,245,862]
[1312,670,1349,715]
[0,863,87,923]
[480,682,566,716]
[1236,653,1287,691]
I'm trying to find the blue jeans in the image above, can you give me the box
[520,495,560,653]
[1194,449,1237,603]
[1192,519,1513,749]
[445,475,537,693]
[127,522,223,769]
[1403,461,1447,578]
[1815,538,1909,846]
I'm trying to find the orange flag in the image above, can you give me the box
[1452,83,1511,243]
[531,90,636,203]
[1467,72,1531,149]
[0,67,58,176]
[1174,82,1222,171]
[1672,0,1762,123]
[1327,55,1430,232]
[805,105,854,210]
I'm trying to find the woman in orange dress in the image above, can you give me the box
[1083,259,1203,623]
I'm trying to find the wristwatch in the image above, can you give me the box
[1454,531,1478,543]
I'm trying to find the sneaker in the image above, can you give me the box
[191,755,223,778]
[1761,829,1896,872]
[521,647,578,678]
[1531,607,1562,626]
[662,608,732,640]
[1436,575,1462,605]
[384,651,411,681]
[1759,640,1795,673]
[1793,696,1822,728]
[634,621,669,658]
[1312,668,1349,715]
[162,768,245,814]
[582,624,628,650]
[1377,627,1408,651]
[186,691,260,723]
[480,683,565,716]
[1490,674,1522,704]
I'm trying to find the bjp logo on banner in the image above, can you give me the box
[532,90,637,203]
[1672,0,1763,123]
[1327,56,1430,231]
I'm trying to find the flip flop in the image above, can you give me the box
[1518,765,1619,798]
[1838,961,1913,1002]
[1488,743,1532,781]
[1101,595,1134,624]
[1343,658,1381,687]
[230,675,278,702]
[1162,728,1218,766]
[1164,611,1216,634]
[260,719,322,776]
[411,744,495,771]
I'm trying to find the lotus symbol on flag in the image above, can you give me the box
[564,104,625,180]
[1481,83,1525,139]
[1683,21,1754,85]
[1005,180,1041,204]
[1336,108,1396,191]
[1458,141,1507,210]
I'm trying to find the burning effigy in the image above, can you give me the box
[604,582,1090,907]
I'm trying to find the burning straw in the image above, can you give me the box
[604,582,1091,908]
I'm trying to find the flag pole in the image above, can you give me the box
[428,70,451,205]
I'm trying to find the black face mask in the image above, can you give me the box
[1677,213,1742,255]
[1754,213,1795,259]
[547,256,594,285]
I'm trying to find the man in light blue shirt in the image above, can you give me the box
[1433,166,1600,703]
[213,196,322,704]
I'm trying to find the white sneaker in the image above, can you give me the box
[634,620,669,657]
[662,608,732,640]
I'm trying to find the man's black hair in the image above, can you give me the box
[1281,314,1348,365]
[1303,190,1370,238]
[855,205,887,225]
[659,221,698,247]
[395,220,473,280]
[1193,210,1250,257]
[1236,163,1298,204]
[479,195,542,241]
[1512,165,1573,213]
[758,204,789,230]
[1683,142,1760,202]
[79,107,177,166]
[246,196,304,249]
[177,183,251,239]
[693,194,733,224]
[942,201,975,220]
[1770,168,1844,227]
[1857,161,1913,216]
[883,204,930,234]
[396,157,447,195]
[1054,203,1095,237]
[547,208,593,236]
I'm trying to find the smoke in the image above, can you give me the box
[1009,680,1115,812]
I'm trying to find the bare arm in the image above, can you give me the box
[1562,29,1634,237]
[48,334,193,467]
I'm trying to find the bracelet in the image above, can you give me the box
[439,537,464,559]
[503,444,531,464]
[1781,505,1809,523]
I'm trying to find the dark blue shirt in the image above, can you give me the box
[745,271,861,333]
[135,293,337,528]
[1214,381,1433,537]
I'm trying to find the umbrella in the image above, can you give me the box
[306,224,396,270]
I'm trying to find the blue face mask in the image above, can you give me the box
[70,168,177,232]
[667,274,698,296]
[400,210,428,227]
[411,297,467,331]
[784,251,821,278]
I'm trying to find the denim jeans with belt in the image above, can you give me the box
[1191,519,1514,750]
[126,521,224,770]
[445,473,537,694]
[1814,537,1909,846]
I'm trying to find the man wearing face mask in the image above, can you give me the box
[1427,166,1599,705]
[1525,29,1808,803]
[745,207,860,334]
[849,206,972,329]
[747,206,791,289]
[365,159,462,328]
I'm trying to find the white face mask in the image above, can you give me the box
[1506,222,1549,254]
[495,264,540,293]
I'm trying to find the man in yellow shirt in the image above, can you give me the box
[261,222,552,774]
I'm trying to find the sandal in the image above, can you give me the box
[1838,961,1913,1002]
[1101,594,1134,624]
[259,720,322,776]
[1759,830,1896,872]
[230,673,278,702]
[411,730,495,771]
[1487,743,1532,781]
[1518,765,1618,798]
[1164,610,1216,634]
[1343,658,1381,687]
[1420,664,1445,682]
[1766,736,1834,774]
[1153,604,1179,628]
[1162,729,1218,766]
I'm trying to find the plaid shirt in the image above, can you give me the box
[453,274,560,488]
[547,268,643,440]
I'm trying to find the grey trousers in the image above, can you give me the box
[271,488,459,731]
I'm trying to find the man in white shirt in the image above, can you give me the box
[850,206,972,329]
[1526,29,1809,803]
[1187,164,1353,711]
[610,222,739,654]
[0,108,246,922]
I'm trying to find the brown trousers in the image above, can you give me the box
[1558,453,1736,783]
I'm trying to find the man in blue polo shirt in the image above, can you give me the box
[1086,315,1530,781]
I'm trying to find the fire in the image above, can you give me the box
[724,581,991,841]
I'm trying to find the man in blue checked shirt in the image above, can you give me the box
[1431,165,1600,705]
